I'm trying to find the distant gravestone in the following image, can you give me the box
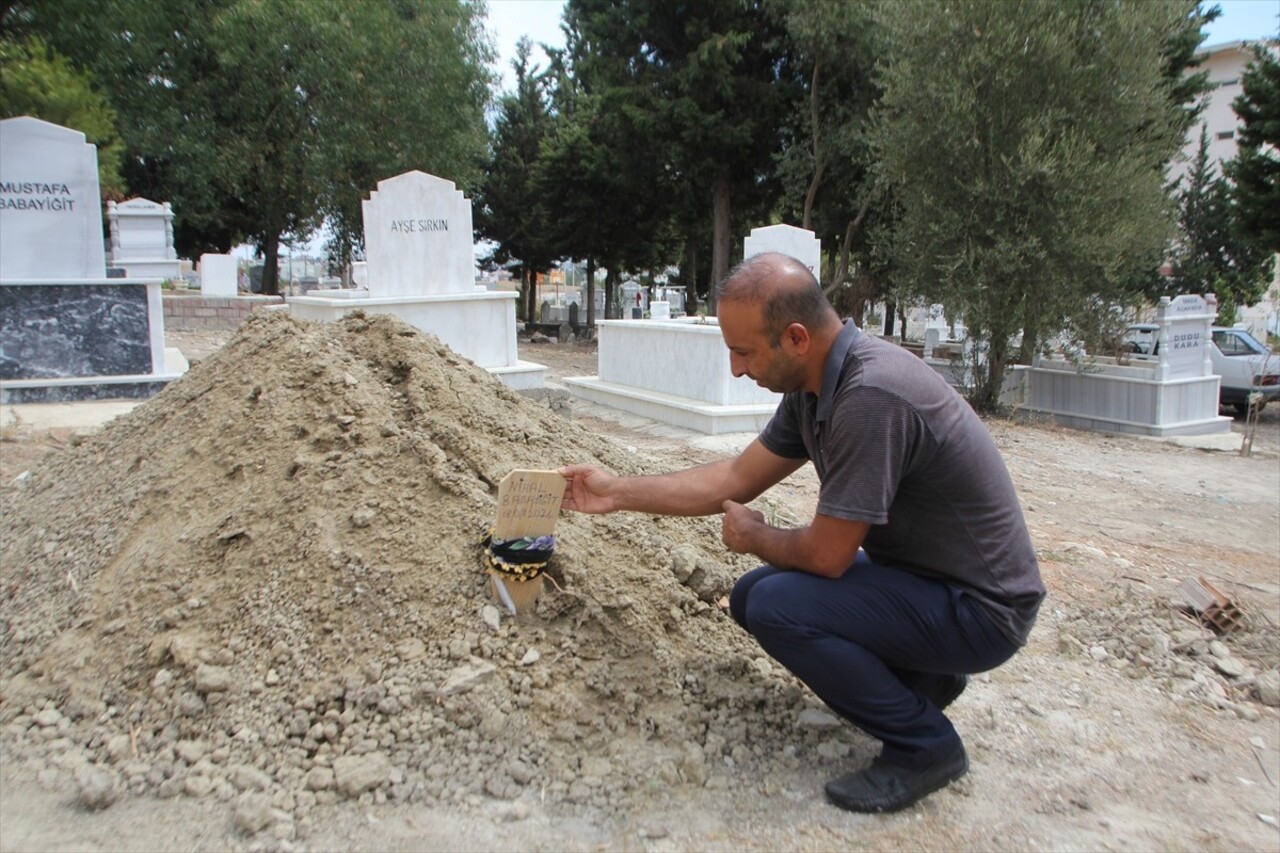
[743,224,821,277]
[362,171,474,297]
[1157,293,1216,381]
[106,197,178,278]
[200,253,238,297]
[0,116,106,279]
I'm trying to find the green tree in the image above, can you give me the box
[0,35,125,198]
[772,0,886,323]
[475,38,559,321]
[536,14,685,323]
[568,0,795,312]
[316,0,494,271]
[1169,128,1267,321]
[1161,2,1222,137]
[4,0,493,294]
[872,0,1188,411]
[1225,44,1280,255]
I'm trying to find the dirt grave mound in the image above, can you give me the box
[0,311,829,825]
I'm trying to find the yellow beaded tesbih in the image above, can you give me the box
[478,527,556,582]
[479,527,557,615]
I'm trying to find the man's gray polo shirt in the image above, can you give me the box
[759,321,1044,645]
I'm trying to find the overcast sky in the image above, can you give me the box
[485,0,567,93]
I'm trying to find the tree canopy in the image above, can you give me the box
[0,35,125,198]
[3,0,493,294]
[565,0,797,312]
[475,38,558,321]
[1168,128,1268,323]
[1225,44,1280,255]
[871,0,1193,410]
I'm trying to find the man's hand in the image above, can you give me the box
[557,464,618,514]
[721,499,766,554]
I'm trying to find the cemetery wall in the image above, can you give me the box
[163,293,283,331]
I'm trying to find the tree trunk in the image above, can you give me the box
[972,334,1010,414]
[802,60,823,231]
[585,257,596,334]
[1018,295,1037,364]
[710,176,731,315]
[826,217,856,301]
[683,218,700,315]
[519,269,530,322]
[527,270,539,323]
[261,234,281,296]
[604,266,618,319]
[883,299,896,337]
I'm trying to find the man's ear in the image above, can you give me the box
[784,322,811,353]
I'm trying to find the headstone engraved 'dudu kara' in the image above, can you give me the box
[285,170,546,390]
[0,116,180,403]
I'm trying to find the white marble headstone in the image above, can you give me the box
[743,224,821,278]
[1158,293,1215,380]
[200,253,238,297]
[108,198,176,261]
[362,171,475,297]
[0,116,106,280]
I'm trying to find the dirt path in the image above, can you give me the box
[2,326,1277,852]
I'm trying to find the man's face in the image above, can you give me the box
[718,300,807,394]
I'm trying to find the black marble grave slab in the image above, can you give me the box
[1,380,168,404]
[0,283,153,380]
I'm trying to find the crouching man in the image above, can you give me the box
[559,252,1044,812]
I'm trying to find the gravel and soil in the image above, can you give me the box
[1,313,1277,852]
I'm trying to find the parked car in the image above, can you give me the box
[1122,323,1279,415]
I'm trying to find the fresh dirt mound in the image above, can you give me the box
[0,311,828,826]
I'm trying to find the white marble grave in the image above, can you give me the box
[0,116,181,403]
[563,229,831,433]
[106,197,181,280]
[286,171,544,389]
[1,117,106,279]
[363,171,473,296]
[1014,294,1229,436]
[564,316,781,433]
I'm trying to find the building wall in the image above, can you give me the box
[1170,41,1252,187]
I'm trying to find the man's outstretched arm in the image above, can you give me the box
[559,439,804,517]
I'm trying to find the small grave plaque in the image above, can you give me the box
[495,470,566,539]
[486,469,567,616]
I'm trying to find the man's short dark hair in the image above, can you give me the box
[716,253,832,345]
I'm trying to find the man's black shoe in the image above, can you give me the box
[926,674,969,710]
[824,743,968,813]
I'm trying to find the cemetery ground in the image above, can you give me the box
[1,320,1278,853]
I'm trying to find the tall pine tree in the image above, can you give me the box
[1225,45,1280,255]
